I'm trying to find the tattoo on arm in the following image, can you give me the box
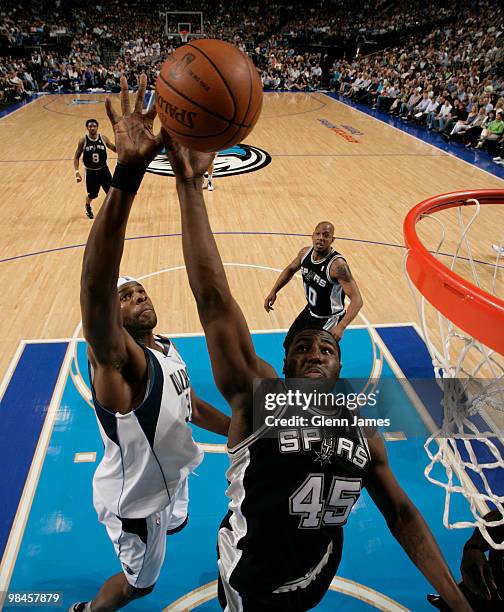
[335,261,353,282]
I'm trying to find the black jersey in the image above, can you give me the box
[218,402,370,594]
[83,134,108,170]
[300,247,346,318]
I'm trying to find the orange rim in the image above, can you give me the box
[404,189,504,355]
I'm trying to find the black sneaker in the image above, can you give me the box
[68,603,88,612]
[85,204,94,219]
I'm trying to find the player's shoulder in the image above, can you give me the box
[155,335,184,362]
[329,252,347,266]
[298,246,311,259]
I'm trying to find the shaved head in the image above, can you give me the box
[315,221,334,235]
[312,222,335,255]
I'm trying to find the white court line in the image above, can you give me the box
[163,576,409,611]
[371,330,438,433]
[0,341,25,403]
[0,340,74,600]
[410,321,503,439]
[18,337,73,344]
[371,327,489,517]
[321,92,504,185]
[17,322,416,344]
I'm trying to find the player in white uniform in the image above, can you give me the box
[71,76,230,612]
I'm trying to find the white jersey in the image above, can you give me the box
[90,336,204,519]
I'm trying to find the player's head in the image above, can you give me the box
[283,326,341,379]
[117,277,157,337]
[85,119,99,137]
[312,221,335,254]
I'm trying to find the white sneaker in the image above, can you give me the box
[492,244,504,255]
[207,181,214,191]
[493,156,502,161]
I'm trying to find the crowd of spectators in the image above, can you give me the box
[0,0,296,102]
[330,1,504,162]
[1,0,503,166]
[280,0,458,46]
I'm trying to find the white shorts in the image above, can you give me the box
[94,477,189,588]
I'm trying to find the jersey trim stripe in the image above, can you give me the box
[310,248,335,265]
[218,450,251,609]
[273,540,334,593]
[227,395,290,455]
[325,253,345,284]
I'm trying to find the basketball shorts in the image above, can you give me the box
[93,477,189,588]
[283,305,345,349]
[85,166,112,199]
[217,533,343,611]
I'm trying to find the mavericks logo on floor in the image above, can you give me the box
[146,144,272,177]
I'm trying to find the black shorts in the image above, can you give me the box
[218,532,343,611]
[85,166,112,199]
[283,305,345,349]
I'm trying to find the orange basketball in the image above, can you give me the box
[155,39,263,152]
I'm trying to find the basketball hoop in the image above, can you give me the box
[179,29,189,44]
[404,189,504,549]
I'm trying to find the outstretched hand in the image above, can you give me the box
[162,130,215,182]
[105,74,162,167]
[461,548,498,600]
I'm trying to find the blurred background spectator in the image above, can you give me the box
[0,0,502,163]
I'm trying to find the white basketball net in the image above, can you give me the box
[405,197,504,549]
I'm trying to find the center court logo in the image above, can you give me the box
[146,144,272,178]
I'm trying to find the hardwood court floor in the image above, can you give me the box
[0,92,503,384]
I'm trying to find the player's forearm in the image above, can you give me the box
[73,156,80,171]
[391,504,471,611]
[271,268,295,294]
[176,179,232,314]
[335,295,363,330]
[81,186,135,298]
[192,398,230,436]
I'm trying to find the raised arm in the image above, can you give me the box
[74,136,84,182]
[460,509,502,600]
[365,433,472,611]
[329,257,363,340]
[80,75,161,411]
[164,135,277,424]
[264,247,309,312]
[190,389,230,437]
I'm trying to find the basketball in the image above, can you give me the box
[155,39,263,152]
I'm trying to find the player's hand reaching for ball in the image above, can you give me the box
[105,74,162,167]
[161,131,215,183]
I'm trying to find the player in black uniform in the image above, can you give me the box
[74,118,116,219]
[428,509,503,611]
[264,222,363,348]
[163,135,472,611]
